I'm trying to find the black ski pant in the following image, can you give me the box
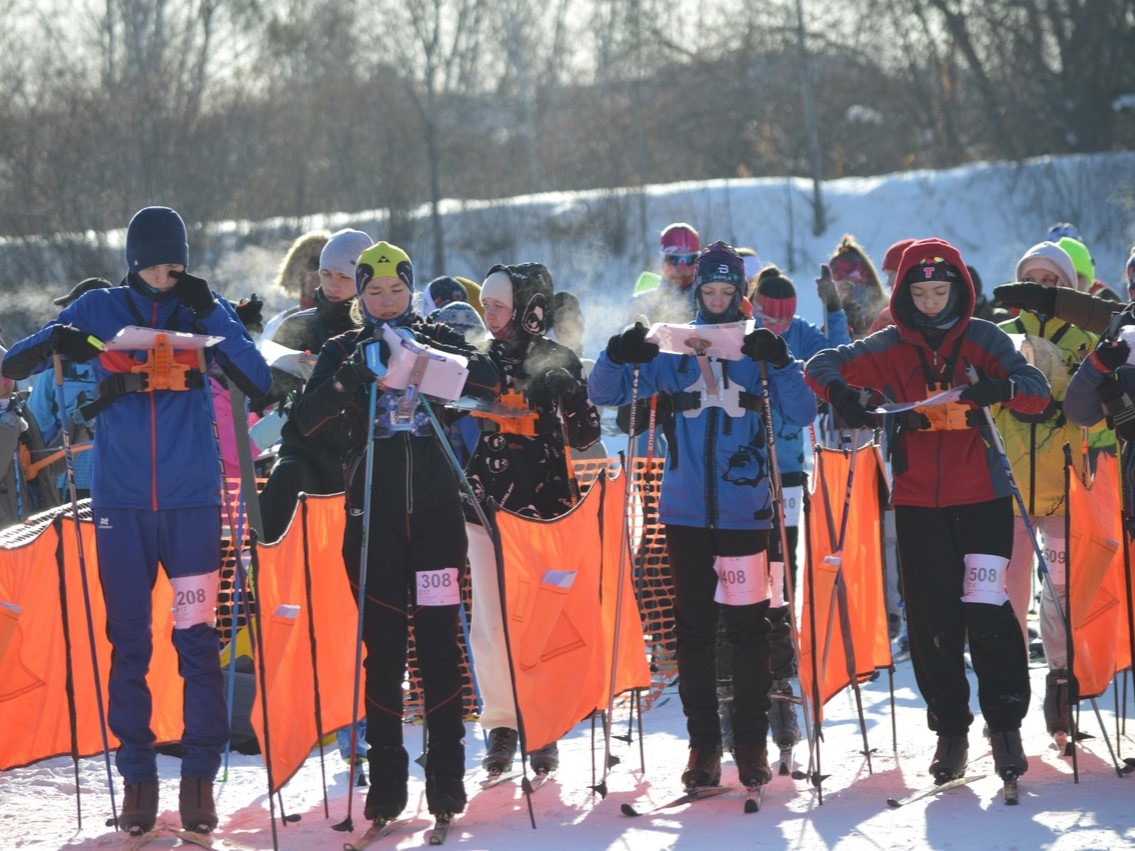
[343,499,468,780]
[666,524,772,749]
[895,497,1030,736]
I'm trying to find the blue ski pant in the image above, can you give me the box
[94,505,228,784]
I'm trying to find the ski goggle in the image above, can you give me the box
[664,253,698,267]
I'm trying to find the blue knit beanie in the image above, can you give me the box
[126,206,189,273]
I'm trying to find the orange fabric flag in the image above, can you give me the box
[1066,456,1125,699]
[799,445,890,723]
[250,494,363,794]
[495,468,650,754]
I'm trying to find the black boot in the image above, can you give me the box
[529,742,559,774]
[365,745,409,822]
[768,678,801,749]
[680,742,722,790]
[178,778,217,833]
[734,742,772,788]
[425,739,467,816]
[990,729,1028,778]
[1043,669,1071,736]
[928,734,968,782]
[481,728,518,773]
[121,780,159,835]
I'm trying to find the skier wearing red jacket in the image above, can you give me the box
[804,237,1050,785]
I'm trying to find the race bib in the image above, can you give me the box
[1041,529,1067,585]
[781,485,803,526]
[769,559,786,608]
[713,552,770,607]
[416,568,461,607]
[960,554,1009,606]
[170,571,219,629]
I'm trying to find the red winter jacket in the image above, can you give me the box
[805,238,1051,508]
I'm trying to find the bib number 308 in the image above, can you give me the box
[417,568,460,607]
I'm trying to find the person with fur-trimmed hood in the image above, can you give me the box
[590,241,816,793]
[467,261,601,778]
[260,230,331,342]
[821,234,888,339]
[805,238,1051,786]
[257,228,370,543]
[290,240,499,825]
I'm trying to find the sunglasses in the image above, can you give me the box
[665,253,698,267]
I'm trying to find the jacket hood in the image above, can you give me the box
[889,238,974,344]
[1015,241,1078,291]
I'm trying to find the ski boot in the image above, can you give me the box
[529,741,559,774]
[990,729,1028,778]
[425,740,467,815]
[681,742,722,790]
[1044,669,1072,750]
[734,742,772,788]
[927,734,968,783]
[120,779,159,835]
[364,745,409,822]
[178,777,218,833]
[481,727,518,774]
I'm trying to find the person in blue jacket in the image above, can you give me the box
[1,206,271,837]
[588,241,816,792]
[25,277,113,498]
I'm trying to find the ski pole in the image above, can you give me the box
[52,351,118,829]
[756,362,817,773]
[595,364,642,798]
[418,394,535,827]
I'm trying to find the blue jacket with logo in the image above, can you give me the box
[2,279,271,510]
[588,322,816,530]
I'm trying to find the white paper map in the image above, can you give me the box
[375,325,469,402]
[259,338,318,380]
[646,320,754,360]
[104,325,223,350]
[868,386,964,414]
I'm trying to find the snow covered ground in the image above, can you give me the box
[4,649,1133,850]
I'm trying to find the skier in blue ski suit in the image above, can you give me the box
[589,241,816,792]
[1,206,271,835]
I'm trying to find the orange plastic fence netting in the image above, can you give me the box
[495,466,651,753]
[1066,454,1132,699]
[799,444,891,725]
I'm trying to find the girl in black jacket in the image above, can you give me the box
[292,241,499,824]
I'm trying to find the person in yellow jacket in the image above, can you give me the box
[994,240,1107,743]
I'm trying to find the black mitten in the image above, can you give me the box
[991,282,1056,317]
[828,381,877,429]
[741,328,791,368]
[606,322,660,365]
[172,271,216,318]
[50,325,102,363]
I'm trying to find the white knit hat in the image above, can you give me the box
[1014,241,1077,289]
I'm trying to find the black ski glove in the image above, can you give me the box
[172,271,217,318]
[233,294,264,331]
[606,322,659,365]
[741,328,791,368]
[992,282,1056,318]
[815,263,842,312]
[1089,339,1130,373]
[544,367,585,402]
[828,381,877,429]
[333,341,388,393]
[50,324,102,363]
[959,378,1014,407]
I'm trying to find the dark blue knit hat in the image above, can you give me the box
[126,206,189,273]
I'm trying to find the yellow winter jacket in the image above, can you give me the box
[994,312,1108,517]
